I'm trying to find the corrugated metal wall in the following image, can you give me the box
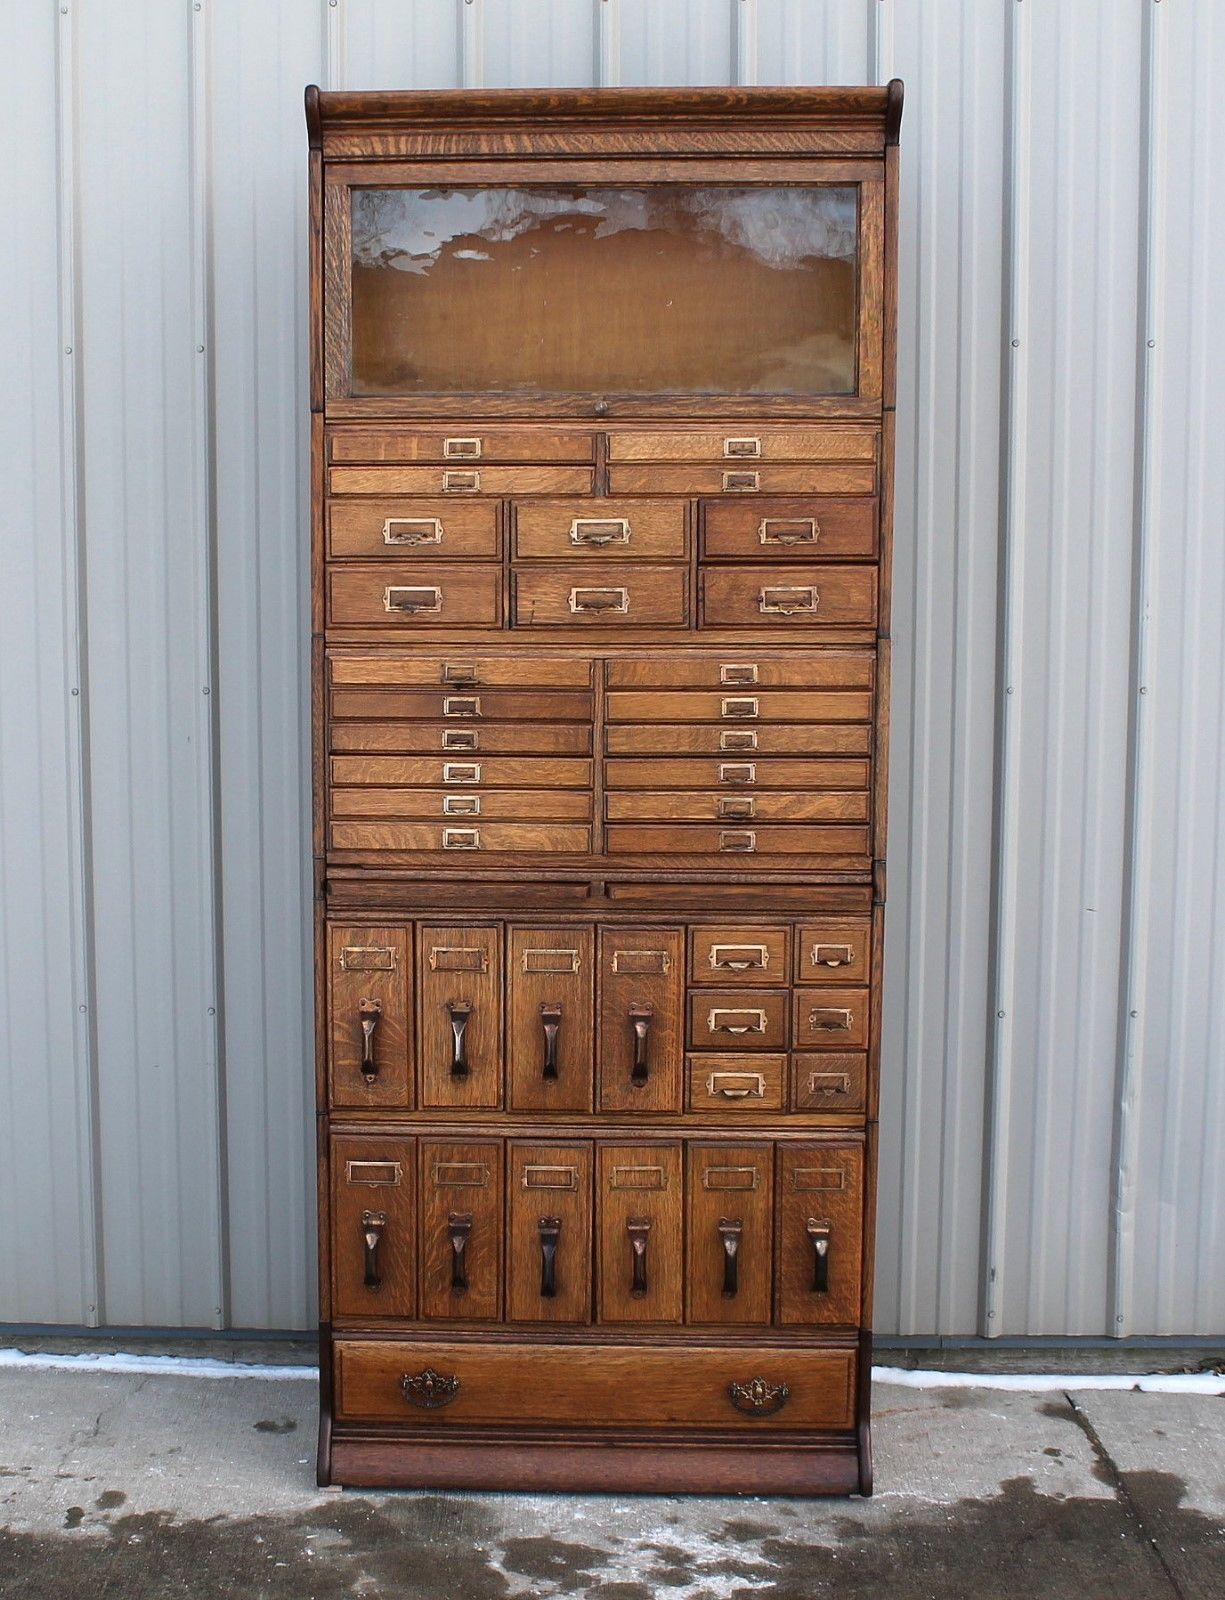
[2,0,1221,1338]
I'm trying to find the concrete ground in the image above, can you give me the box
[0,1345,1222,1599]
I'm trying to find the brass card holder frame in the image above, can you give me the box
[384,585,442,614]
[382,516,443,546]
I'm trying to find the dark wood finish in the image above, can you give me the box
[507,926,595,1113]
[596,927,685,1114]
[331,1134,416,1319]
[419,1138,503,1321]
[596,1142,684,1324]
[686,1141,774,1325]
[417,925,502,1108]
[506,1140,594,1324]
[327,924,412,1109]
[775,1141,864,1328]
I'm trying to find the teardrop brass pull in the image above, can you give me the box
[358,998,382,1083]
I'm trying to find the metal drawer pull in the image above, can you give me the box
[522,948,581,974]
[808,1071,851,1096]
[720,662,758,684]
[540,1002,562,1080]
[569,585,629,614]
[724,436,761,458]
[611,948,670,974]
[720,729,757,752]
[442,761,481,784]
[729,1376,790,1417]
[345,1160,401,1186]
[447,1000,472,1077]
[361,1210,386,1290]
[429,945,487,972]
[718,796,755,820]
[442,729,478,751]
[723,470,760,492]
[709,942,768,972]
[382,516,442,546]
[385,585,442,614]
[443,695,481,717]
[807,1218,832,1293]
[443,436,481,459]
[629,1002,653,1085]
[570,516,630,546]
[401,1367,460,1409]
[808,1006,853,1032]
[442,469,480,492]
[706,1071,766,1100]
[719,830,757,853]
[538,1216,561,1298]
[627,1217,651,1298]
[718,1218,742,1297]
[760,585,819,615]
[443,827,480,850]
[722,696,759,719]
[708,1007,767,1036]
[441,661,479,685]
[759,516,819,546]
[358,997,381,1083]
[719,762,756,784]
[812,942,855,968]
[442,795,480,816]
[339,944,395,972]
[448,1211,472,1292]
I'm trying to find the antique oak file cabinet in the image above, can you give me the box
[307,82,902,1495]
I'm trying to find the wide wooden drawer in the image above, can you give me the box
[796,919,873,986]
[329,654,593,689]
[702,566,878,628]
[332,788,592,821]
[606,724,871,756]
[609,465,876,496]
[331,755,593,788]
[703,498,878,561]
[690,927,789,985]
[330,687,592,723]
[327,565,502,628]
[608,428,877,464]
[687,1054,786,1113]
[606,652,875,690]
[330,822,592,853]
[329,429,595,464]
[334,1339,856,1430]
[792,1053,868,1115]
[606,689,873,725]
[606,825,870,857]
[328,465,594,496]
[793,988,870,1050]
[332,723,593,756]
[689,990,789,1051]
[514,499,687,559]
[605,757,870,790]
[605,791,869,823]
[328,498,500,559]
[512,566,689,627]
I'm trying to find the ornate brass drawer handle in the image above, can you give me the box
[358,997,381,1083]
[718,762,756,785]
[629,1002,654,1085]
[720,729,757,752]
[400,1367,461,1409]
[443,436,481,459]
[448,1212,472,1292]
[723,436,761,458]
[719,830,757,853]
[707,1007,767,1036]
[709,942,768,972]
[759,516,818,546]
[569,585,629,614]
[718,1218,742,1297]
[760,585,819,615]
[442,469,480,492]
[441,661,479,685]
[540,1001,562,1080]
[812,942,855,968]
[443,827,481,850]
[627,1216,651,1297]
[382,516,443,546]
[723,470,760,492]
[706,1071,765,1100]
[442,795,480,816]
[728,1376,790,1417]
[361,1210,386,1290]
[570,516,630,547]
[442,729,478,752]
[448,1000,473,1077]
[720,662,758,684]
[808,1007,853,1032]
[538,1216,561,1298]
[442,761,481,785]
[385,585,442,614]
[807,1218,832,1294]
[808,1071,851,1096]
[443,695,481,717]
[721,696,759,719]
[718,796,755,820]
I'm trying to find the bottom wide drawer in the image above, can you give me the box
[334,1339,855,1431]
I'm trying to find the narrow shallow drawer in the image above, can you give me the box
[606,825,870,858]
[796,919,873,986]
[514,499,687,559]
[328,465,594,496]
[687,1054,786,1113]
[328,498,500,560]
[606,652,875,691]
[793,988,870,1051]
[327,565,502,629]
[334,1339,856,1430]
[329,654,593,689]
[792,1053,868,1115]
[609,464,876,496]
[703,498,878,561]
[329,687,592,724]
[513,565,689,627]
[605,791,869,824]
[689,990,789,1051]
[690,927,789,985]
[330,822,592,853]
[332,723,592,757]
[331,788,592,822]
[606,689,873,725]
[608,428,877,464]
[605,757,870,791]
[331,755,593,789]
[605,724,872,757]
[329,429,595,464]
[702,566,878,628]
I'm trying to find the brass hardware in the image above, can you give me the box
[705,1071,766,1100]
[431,1162,489,1188]
[720,729,758,752]
[339,944,395,972]
[721,696,759,719]
[707,1007,767,1036]
[448,1211,472,1292]
[609,1165,667,1191]
[429,945,488,972]
[629,1002,653,1086]
[811,942,856,968]
[570,516,630,546]
[442,469,480,492]
[807,1218,832,1293]
[611,948,670,975]
[569,585,629,614]
[442,761,481,784]
[708,942,769,972]
[702,1166,759,1191]
[538,1216,561,1298]
[723,436,761,458]
[522,1164,578,1190]
[443,436,481,459]
[760,585,819,615]
[717,796,755,820]
[718,1218,742,1297]
[791,1168,847,1192]
[521,948,581,974]
[719,830,757,853]
[722,470,760,492]
[442,795,480,816]
[808,1071,851,1096]
[400,1367,461,1409]
[728,1376,790,1417]
[627,1217,651,1297]
[443,827,480,850]
[442,729,478,752]
[382,516,442,546]
[808,1006,853,1032]
[358,997,381,1083]
[441,661,479,685]
[718,762,756,784]
[361,1210,386,1290]
[443,695,481,717]
[720,662,758,684]
[345,1160,401,1186]
[540,1002,562,1080]
[759,516,819,546]
[384,584,442,614]
[447,1000,472,1077]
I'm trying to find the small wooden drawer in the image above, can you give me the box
[334,1339,857,1430]
[604,757,870,791]
[606,689,873,725]
[605,723,872,757]
[690,927,789,985]
[327,499,499,560]
[328,429,595,464]
[331,788,591,822]
[512,566,689,627]
[606,825,870,858]
[328,464,594,496]
[330,687,592,724]
[689,990,789,1051]
[329,821,592,853]
[514,499,687,559]
[608,428,878,464]
[702,498,878,561]
[792,1053,868,1115]
[329,653,593,689]
[702,566,878,628]
[793,988,870,1051]
[331,1135,416,1321]
[606,651,876,691]
[333,723,593,757]
[327,565,502,629]
[605,791,869,824]
[608,464,877,496]
[687,1054,786,1112]
[796,920,873,986]
[330,755,594,789]
[776,1143,864,1328]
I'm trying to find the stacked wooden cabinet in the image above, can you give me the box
[308,83,902,1495]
